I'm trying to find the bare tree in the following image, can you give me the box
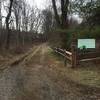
[34,11,43,33]
[29,7,43,33]
[29,8,38,32]
[12,0,23,46]
[42,9,53,34]
[51,0,69,29]
[5,0,13,49]
[61,0,69,28]
[13,0,23,30]
[52,0,61,27]
[21,1,30,32]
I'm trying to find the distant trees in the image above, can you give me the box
[0,0,45,50]
[21,1,29,32]
[32,8,43,33]
[13,0,22,30]
[42,9,53,34]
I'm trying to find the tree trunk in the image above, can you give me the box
[15,13,19,30]
[5,0,13,49]
[52,0,61,27]
[61,0,69,29]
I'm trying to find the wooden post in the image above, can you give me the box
[64,50,67,66]
[71,33,77,68]
[64,56,67,66]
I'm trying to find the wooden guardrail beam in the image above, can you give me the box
[53,47,72,67]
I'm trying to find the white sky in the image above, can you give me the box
[26,0,82,23]
[26,0,48,10]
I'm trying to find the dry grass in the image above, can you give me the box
[50,48,100,88]
[0,45,36,70]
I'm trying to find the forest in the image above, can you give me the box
[0,0,100,50]
[0,0,100,100]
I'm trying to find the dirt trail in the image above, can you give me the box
[0,44,100,100]
[0,45,41,100]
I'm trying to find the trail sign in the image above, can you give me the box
[78,39,95,49]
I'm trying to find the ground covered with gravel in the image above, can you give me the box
[0,44,100,100]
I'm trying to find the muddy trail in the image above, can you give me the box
[0,44,100,100]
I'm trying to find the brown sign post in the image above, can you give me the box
[71,33,77,68]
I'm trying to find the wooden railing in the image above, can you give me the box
[78,51,100,62]
[54,47,72,60]
[52,47,100,68]
[52,47,73,66]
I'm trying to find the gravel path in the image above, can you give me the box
[0,45,41,100]
[0,44,100,100]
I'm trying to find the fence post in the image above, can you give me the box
[71,33,77,68]
[64,49,67,66]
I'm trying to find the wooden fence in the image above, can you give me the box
[53,47,100,68]
[53,38,100,68]
[78,50,100,62]
[53,47,72,61]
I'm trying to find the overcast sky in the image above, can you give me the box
[26,0,48,10]
[26,0,82,23]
